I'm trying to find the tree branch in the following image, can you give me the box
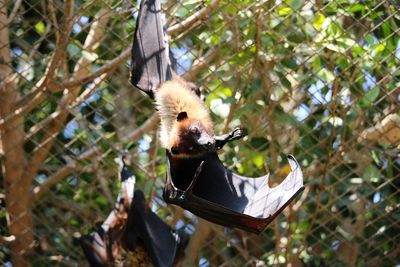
[0,235,15,245]
[7,0,22,23]
[122,113,160,143]
[25,72,109,141]
[24,5,112,185]
[183,46,219,81]
[0,46,131,131]
[167,0,220,35]
[183,219,212,265]
[25,0,74,106]
[49,47,131,93]
[0,1,34,264]
[32,147,99,201]
[0,0,74,130]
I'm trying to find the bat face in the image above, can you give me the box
[171,112,215,157]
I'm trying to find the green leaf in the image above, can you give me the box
[35,21,46,35]
[277,7,293,16]
[250,137,269,151]
[252,154,264,169]
[337,37,356,48]
[290,0,303,10]
[278,73,292,89]
[325,43,346,53]
[67,43,81,58]
[365,34,376,46]
[362,164,381,182]
[282,58,298,70]
[69,219,79,227]
[175,7,189,17]
[313,13,325,31]
[374,43,385,55]
[359,86,379,107]
[349,4,366,13]
[317,68,335,83]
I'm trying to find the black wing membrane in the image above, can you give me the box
[125,191,188,267]
[164,152,304,234]
[80,159,187,267]
[130,0,172,98]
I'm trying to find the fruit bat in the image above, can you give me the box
[80,158,187,267]
[130,0,305,234]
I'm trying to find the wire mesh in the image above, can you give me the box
[0,0,399,266]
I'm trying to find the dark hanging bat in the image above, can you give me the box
[130,0,305,234]
[80,158,187,267]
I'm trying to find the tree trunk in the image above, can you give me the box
[0,1,33,266]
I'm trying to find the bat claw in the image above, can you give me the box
[215,127,245,150]
[230,127,244,140]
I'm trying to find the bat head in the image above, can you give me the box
[170,112,215,157]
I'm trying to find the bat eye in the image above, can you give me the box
[171,146,180,155]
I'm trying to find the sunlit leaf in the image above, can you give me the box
[349,4,366,13]
[374,43,385,54]
[277,7,293,16]
[252,154,264,169]
[313,13,325,31]
[35,21,46,35]
[317,68,335,83]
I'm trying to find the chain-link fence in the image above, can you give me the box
[0,0,399,266]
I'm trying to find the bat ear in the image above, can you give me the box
[177,112,188,122]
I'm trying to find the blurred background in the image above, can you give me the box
[0,0,399,266]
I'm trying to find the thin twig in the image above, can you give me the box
[0,47,131,131]
[23,5,111,187]
[167,0,220,35]
[7,0,22,23]
[34,0,74,91]
[32,147,99,201]
[122,114,160,143]
[183,46,219,81]
[0,235,16,245]
[49,48,131,93]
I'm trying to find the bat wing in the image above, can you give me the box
[164,153,304,234]
[130,0,305,234]
[130,0,173,98]
[80,158,136,266]
[80,159,187,267]
[125,190,188,267]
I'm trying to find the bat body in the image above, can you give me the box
[131,0,304,235]
[155,80,215,158]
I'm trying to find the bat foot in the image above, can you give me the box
[230,127,244,140]
[215,127,245,150]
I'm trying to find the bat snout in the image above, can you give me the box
[198,138,215,152]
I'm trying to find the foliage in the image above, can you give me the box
[0,0,399,266]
